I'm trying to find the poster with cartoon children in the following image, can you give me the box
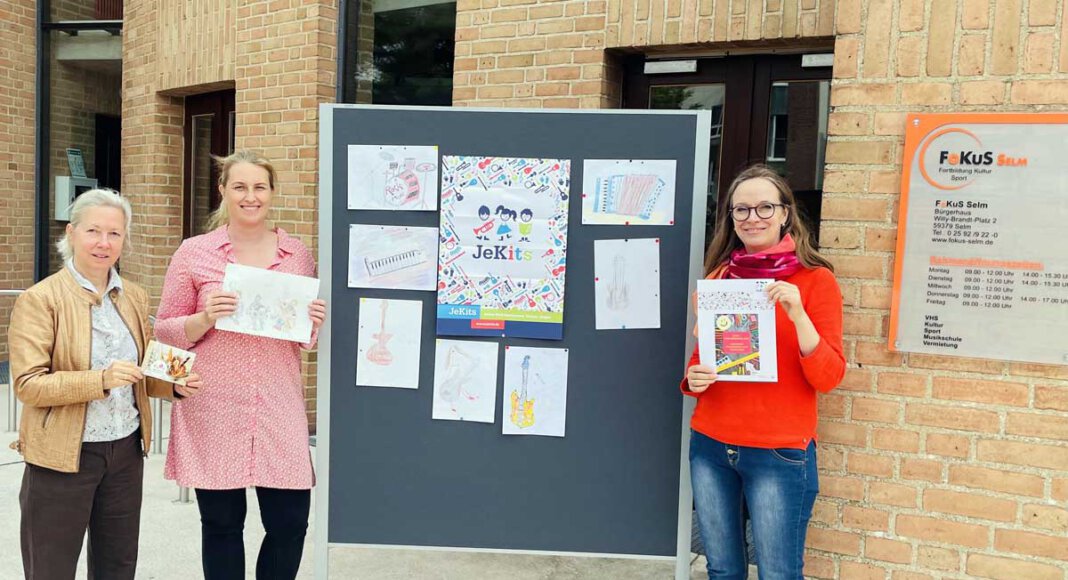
[438,156,570,340]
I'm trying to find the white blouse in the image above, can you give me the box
[67,261,141,443]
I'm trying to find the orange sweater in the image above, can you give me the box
[681,266,846,449]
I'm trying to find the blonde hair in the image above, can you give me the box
[206,150,278,231]
[703,165,834,274]
[56,188,133,261]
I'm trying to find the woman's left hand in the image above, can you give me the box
[309,299,327,331]
[176,372,203,398]
[766,281,806,322]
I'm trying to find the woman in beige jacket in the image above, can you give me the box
[9,189,203,580]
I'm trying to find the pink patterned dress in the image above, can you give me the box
[155,227,317,489]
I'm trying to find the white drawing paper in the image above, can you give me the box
[216,264,320,343]
[141,340,196,385]
[356,298,423,388]
[431,339,499,423]
[501,346,568,437]
[581,159,677,226]
[348,144,439,211]
[695,279,778,382]
[594,238,661,330]
[348,224,438,291]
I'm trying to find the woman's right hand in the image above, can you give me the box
[686,364,718,393]
[103,361,145,390]
[202,291,239,325]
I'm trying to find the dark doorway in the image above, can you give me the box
[623,53,833,245]
[183,89,236,238]
[94,114,121,191]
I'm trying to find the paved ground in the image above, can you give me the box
[1,386,719,579]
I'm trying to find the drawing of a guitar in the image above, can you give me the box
[365,301,394,366]
[509,355,536,428]
[606,254,629,310]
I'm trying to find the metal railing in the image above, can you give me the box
[3,289,25,434]
[2,298,191,504]
[146,315,191,504]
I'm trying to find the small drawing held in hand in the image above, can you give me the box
[142,340,196,385]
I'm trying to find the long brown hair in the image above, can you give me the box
[703,165,834,275]
[206,150,278,231]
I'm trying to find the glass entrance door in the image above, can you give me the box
[624,53,832,243]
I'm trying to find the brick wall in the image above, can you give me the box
[606,0,835,45]
[816,1,1068,577]
[157,0,236,93]
[455,0,1068,577]
[233,0,337,429]
[453,0,621,108]
[51,0,95,19]
[122,0,337,429]
[452,0,834,109]
[0,0,36,363]
[121,0,187,295]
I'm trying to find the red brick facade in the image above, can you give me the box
[2,1,1066,576]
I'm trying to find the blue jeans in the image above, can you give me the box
[690,430,818,580]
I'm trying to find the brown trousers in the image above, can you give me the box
[20,432,144,580]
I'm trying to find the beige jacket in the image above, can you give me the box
[9,268,175,473]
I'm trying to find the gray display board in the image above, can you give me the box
[316,105,710,578]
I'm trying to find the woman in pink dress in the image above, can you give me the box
[155,150,327,580]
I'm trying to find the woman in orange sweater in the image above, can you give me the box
[683,165,846,579]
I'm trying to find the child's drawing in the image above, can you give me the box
[365,299,394,366]
[273,299,299,334]
[347,144,439,211]
[245,294,269,332]
[431,339,498,423]
[606,255,629,311]
[216,264,320,343]
[141,340,196,385]
[581,159,677,225]
[348,224,438,291]
[356,298,422,389]
[501,346,568,437]
[593,238,661,330]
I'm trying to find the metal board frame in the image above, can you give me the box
[316,104,710,580]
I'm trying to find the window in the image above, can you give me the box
[766,83,789,164]
[342,0,456,105]
[39,0,124,275]
[623,53,833,243]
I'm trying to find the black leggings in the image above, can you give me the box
[195,487,311,580]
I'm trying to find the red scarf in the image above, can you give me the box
[724,234,803,280]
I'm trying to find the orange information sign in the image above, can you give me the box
[889,113,1068,365]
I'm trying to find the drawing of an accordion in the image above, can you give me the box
[364,246,427,277]
[594,174,664,219]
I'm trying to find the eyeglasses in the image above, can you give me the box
[731,203,785,222]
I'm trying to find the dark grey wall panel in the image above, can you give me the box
[326,107,702,557]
